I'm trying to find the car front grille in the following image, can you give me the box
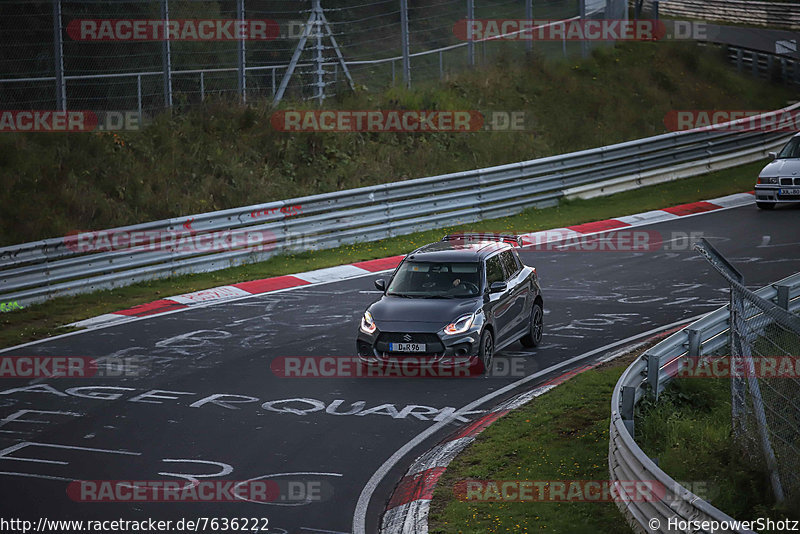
[779,177,800,186]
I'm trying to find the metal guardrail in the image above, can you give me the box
[725,45,800,86]
[637,0,800,31]
[609,272,800,533]
[1,104,797,307]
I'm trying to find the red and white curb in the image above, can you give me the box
[68,192,754,330]
[379,365,599,534]
[378,326,688,534]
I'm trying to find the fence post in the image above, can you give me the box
[438,50,443,79]
[199,72,204,102]
[161,0,173,109]
[52,0,66,111]
[467,0,474,66]
[525,0,533,53]
[313,0,325,103]
[400,0,410,88]
[237,0,246,103]
[579,0,587,58]
[137,74,143,121]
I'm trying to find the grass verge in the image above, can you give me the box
[0,159,764,350]
[636,376,800,521]
[427,347,643,533]
[1,40,793,245]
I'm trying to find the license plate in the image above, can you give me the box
[390,342,426,352]
[779,188,800,195]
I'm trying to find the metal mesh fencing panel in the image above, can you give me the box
[0,0,622,115]
[730,284,800,503]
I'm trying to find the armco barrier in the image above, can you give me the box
[636,0,800,31]
[609,272,800,533]
[1,104,797,307]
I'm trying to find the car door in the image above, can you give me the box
[484,253,515,344]
[498,249,529,340]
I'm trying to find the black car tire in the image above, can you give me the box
[520,302,543,348]
[479,329,494,374]
[756,202,775,210]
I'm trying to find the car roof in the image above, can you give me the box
[405,239,512,263]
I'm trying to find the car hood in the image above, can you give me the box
[760,158,800,178]
[368,295,482,330]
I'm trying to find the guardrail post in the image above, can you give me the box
[775,283,790,310]
[646,352,660,400]
[736,48,743,73]
[751,51,759,78]
[687,328,701,357]
[621,386,635,436]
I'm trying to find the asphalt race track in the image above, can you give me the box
[0,204,798,534]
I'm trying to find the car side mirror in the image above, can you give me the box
[489,281,507,294]
[768,151,778,160]
[374,279,386,291]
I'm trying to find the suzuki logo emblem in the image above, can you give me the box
[403,334,412,342]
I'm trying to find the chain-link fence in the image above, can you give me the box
[0,0,627,117]
[696,239,800,505]
[729,281,800,504]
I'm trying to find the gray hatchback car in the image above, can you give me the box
[356,234,543,374]
[756,133,800,209]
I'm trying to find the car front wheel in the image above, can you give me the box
[479,329,494,374]
[520,302,543,348]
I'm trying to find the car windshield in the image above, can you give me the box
[777,137,800,159]
[387,261,481,298]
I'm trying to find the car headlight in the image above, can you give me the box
[758,176,778,184]
[444,312,476,335]
[360,311,377,334]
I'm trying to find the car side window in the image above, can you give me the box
[499,251,518,280]
[485,255,504,285]
[511,249,524,271]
